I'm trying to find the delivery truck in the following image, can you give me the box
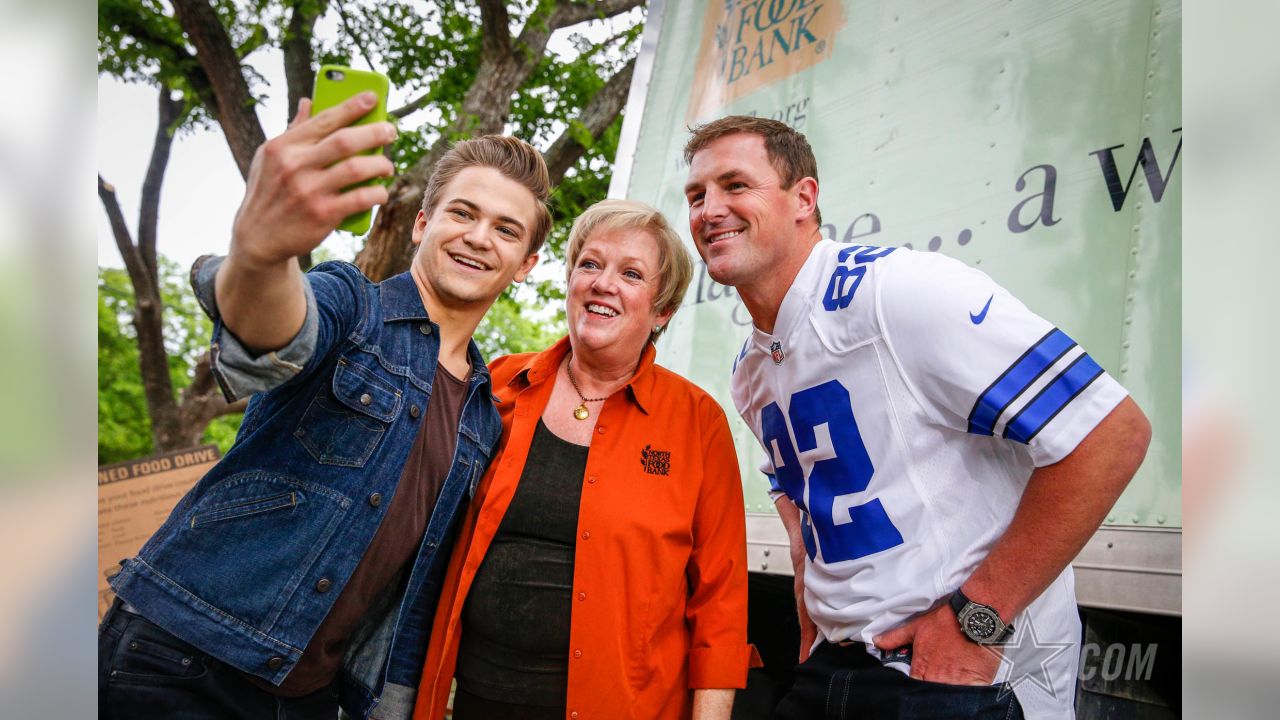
[609,0,1181,716]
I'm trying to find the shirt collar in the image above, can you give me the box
[508,335,658,415]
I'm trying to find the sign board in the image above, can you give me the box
[613,0,1181,529]
[97,445,220,619]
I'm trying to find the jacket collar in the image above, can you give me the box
[378,271,432,322]
[508,335,657,415]
[378,271,491,386]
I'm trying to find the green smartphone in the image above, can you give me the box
[311,65,390,235]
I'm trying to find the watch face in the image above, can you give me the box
[964,609,998,640]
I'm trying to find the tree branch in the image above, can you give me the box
[549,0,645,31]
[478,0,513,56]
[333,2,377,72]
[544,55,636,180]
[171,0,266,178]
[283,0,328,119]
[101,6,221,115]
[179,351,249,428]
[389,91,433,120]
[98,175,157,303]
[138,88,184,285]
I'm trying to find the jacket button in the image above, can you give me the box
[359,393,373,406]
[581,531,590,540]
[410,404,421,418]
[267,656,284,670]
[587,475,597,484]
[571,713,579,719]
[315,578,332,593]
[419,323,432,335]
[573,649,582,659]
[578,592,586,601]
[596,426,605,435]
[368,493,382,507]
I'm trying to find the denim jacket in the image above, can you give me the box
[109,258,502,720]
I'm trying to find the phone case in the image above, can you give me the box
[311,65,391,235]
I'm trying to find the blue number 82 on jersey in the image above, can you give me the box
[761,379,904,563]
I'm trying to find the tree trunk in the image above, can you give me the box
[354,0,644,281]
[171,0,266,178]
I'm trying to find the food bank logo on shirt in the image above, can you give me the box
[640,445,672,476]
[688,0,843,122]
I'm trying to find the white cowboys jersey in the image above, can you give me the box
[730,240,1128,719]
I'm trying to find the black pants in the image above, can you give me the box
[772,642,1024,720]
[98,600,339,720]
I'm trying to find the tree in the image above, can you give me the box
[98,0,645,453]
[98,89,248,453]
[98,263,245,464]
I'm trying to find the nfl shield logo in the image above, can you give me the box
[770,340,785,365]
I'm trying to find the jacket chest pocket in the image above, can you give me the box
[295,356,403,467]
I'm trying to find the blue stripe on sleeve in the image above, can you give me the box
[967,329,1077,436]
[1003,353,1105,444]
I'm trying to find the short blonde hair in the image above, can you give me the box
[565,199,693,343]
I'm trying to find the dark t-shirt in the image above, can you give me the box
[456,419,589,707]
[269,363,469,696]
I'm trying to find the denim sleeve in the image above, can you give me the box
[191,255,362,402]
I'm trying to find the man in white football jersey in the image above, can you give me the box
[682,116,1151,719]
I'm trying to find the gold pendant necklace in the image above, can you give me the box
[566,355,607,421]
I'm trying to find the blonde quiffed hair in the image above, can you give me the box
[420,135,553,255]
[564,199,693,344]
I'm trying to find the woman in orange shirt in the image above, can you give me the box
[413,199,757,720]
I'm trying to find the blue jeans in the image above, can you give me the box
[772,642,1024,720]
[98,600,339,719]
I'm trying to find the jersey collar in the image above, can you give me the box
[750,239,834,352]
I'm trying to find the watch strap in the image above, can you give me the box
[950,588,1015,643]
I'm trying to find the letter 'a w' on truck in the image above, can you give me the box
[610,1,1180,716]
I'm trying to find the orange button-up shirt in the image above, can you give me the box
[413,337,759,720]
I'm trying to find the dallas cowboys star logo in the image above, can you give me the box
[981,613,1075,701]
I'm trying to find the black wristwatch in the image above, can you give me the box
[949,588,1014,645]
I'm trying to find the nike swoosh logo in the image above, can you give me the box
[970,295,993,324]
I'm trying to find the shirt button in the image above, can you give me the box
[596,426,605,435]
[359,393,373,406]
[581,531,590,540]
[571,713,579,719]
[573,649,582,659]
[267,656,285,670]
[578,592,586,601]
[315,578,332,593]
[419,323,432,335]
[587,475,597,484]
[410,404,421,418]
[368,493,382,507]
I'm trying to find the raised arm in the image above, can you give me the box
[215,92,395,352]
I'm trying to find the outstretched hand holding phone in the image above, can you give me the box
[216,87,397,354]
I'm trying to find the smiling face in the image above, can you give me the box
[567,226,674,365]
[684,132,814,292]
[411,166,539,315]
